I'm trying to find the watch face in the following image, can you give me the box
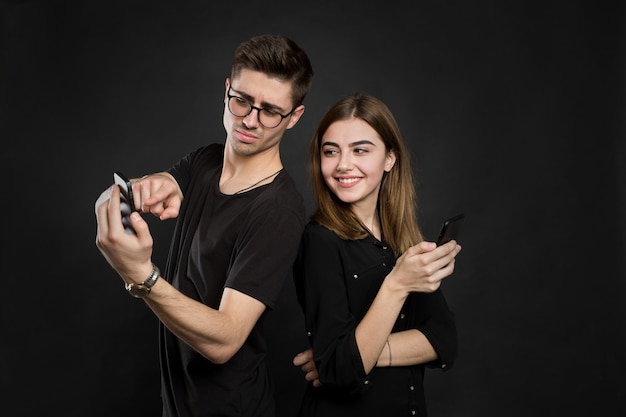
[128,283,150,298]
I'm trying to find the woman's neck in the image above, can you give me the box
[354,206,381,240]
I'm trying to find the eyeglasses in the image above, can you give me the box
[226,87,295,128]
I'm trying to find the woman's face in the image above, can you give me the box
[320,117,396,215]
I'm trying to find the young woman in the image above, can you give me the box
[293,93,462,416]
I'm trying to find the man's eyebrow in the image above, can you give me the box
[230,87,286,112]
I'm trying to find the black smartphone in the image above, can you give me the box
[113,172,136,234]
[436,213,464,246]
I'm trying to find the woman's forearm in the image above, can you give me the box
[375,329,437,367]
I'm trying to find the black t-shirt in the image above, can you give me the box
[160,143,305,417]
[294,223,458,417]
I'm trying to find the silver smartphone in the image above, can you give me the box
[113,172,136,234]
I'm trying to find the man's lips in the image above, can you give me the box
[235,128,259,143]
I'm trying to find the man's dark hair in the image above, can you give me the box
[231,34,314,107]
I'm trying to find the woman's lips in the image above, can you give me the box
[335,177,361,187]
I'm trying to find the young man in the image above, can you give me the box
[95,34,314,417]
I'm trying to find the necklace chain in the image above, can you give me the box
[234,169,283,194]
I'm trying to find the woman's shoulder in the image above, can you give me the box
[304,221,334,235]
[302,222,342,243]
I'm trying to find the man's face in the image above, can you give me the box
[223,68,304,157]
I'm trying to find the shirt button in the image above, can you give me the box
[307,331,312,337]
[411,411,416,415]
[400,313,406,319]
[383,246,387,250]
[382,262,387,266]
[353,274,358,279]
[364,379,369,385]
[409,385,414,391]
[441,363,447,369]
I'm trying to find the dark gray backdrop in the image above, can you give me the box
[2,1,624,416]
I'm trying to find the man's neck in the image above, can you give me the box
[220,145,283,194]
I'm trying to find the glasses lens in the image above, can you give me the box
[228,95,286,128]
[259,111,282,128]
[228,97,251,117]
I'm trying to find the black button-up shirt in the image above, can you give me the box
[294,223,458,417]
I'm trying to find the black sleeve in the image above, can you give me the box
[294,225,369,395]
[412,289,458,371]
[166,144,221,195]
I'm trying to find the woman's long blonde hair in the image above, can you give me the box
[309,93,423,255]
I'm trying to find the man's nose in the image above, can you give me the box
[243,107,260,128]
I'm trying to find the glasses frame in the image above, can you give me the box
[226,87,296,128]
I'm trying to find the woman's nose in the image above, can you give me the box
[336,153,353,171]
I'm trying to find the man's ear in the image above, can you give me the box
[224,78,231,101]
[285,105,305,130]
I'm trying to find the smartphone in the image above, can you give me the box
[435,213,464,246]
[113,172,136,234]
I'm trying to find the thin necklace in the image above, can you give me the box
[358,212,380,239]
[234,168,283,194]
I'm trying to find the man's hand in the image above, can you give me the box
[95,183,154,285]
[132,172,183,220]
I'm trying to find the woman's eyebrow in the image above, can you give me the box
[349,140,376,147]
[321,140,376,147]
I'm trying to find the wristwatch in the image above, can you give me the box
[125,264,160,298]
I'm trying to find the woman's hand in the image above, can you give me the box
[389,240,462,294]
[293,348,322,387]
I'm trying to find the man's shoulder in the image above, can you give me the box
[174,143,224,172]
[193,143,224,162]
[261,170,303,204]
[245,171,305,226]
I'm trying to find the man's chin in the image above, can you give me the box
[229,139,259,156]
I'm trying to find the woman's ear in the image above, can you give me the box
[384,150,397,172]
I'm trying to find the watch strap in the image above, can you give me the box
[125,264,160,298]
[143,264,160,289]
